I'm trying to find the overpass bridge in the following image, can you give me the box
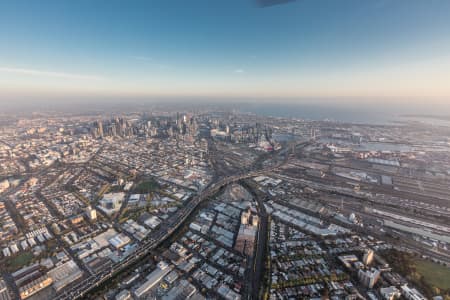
[54,166,280,300]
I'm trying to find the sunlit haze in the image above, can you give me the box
[1,0,450,111]
[1,3,450,300]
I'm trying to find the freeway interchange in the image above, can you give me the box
[55,164,283,300]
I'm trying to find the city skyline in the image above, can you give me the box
[1,0,450,109]
[1,108,449,300]
[1,2,450,300]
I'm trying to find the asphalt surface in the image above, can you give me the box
[53,165,282,300]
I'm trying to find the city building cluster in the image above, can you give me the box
[0,109,449,299]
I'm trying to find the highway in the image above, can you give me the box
[54,165,281,300]
[241,180,269,300]
[53,138,307,299]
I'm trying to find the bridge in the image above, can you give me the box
[54,166,280,300]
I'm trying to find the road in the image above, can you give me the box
[53,163,282,300]
[241,179,269,300]
[52,138,304,299]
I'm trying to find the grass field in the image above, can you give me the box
[133,179,160,193]
[6,252,34,271]
[415,259,450,290]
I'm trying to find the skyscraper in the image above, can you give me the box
[98,120,104,138]
[363,249,374,265]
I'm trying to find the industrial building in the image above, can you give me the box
[133,262,173,298]
[47,260,83,292]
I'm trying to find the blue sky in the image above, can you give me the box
[1,0,450,106]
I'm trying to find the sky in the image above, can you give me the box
[1,0,450,110]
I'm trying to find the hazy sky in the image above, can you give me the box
[1,0,450,108]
